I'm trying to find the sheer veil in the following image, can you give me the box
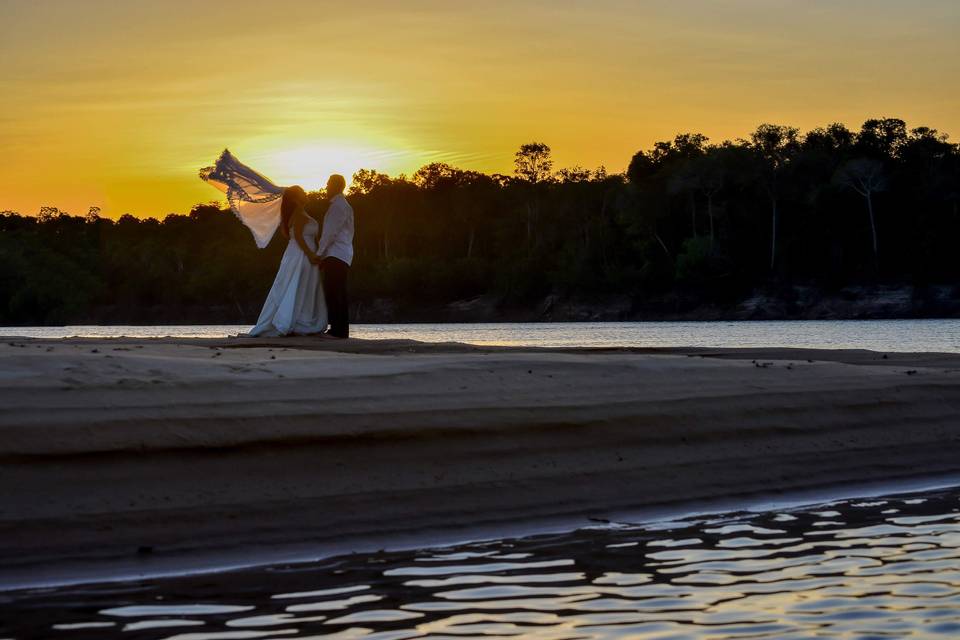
[199,149,286,248]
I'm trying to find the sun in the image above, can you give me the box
[252,143,383,192]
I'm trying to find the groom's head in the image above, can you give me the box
[326,174,346,197]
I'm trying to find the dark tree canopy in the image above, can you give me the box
[2,118,959,325]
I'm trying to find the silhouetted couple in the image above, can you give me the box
[199,150,354,338]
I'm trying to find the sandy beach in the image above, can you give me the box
[1,336,959,588]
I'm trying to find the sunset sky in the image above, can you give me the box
[1,0,958,218]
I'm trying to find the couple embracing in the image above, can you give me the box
[200,151,353,339]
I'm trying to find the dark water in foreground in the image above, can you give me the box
[3,487,959,640]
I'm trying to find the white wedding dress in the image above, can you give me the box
[199,149,327,337]
[248,218,328,337]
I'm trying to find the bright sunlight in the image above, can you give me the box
[250,143,387,191]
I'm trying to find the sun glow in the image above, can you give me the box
[248,143,387,192]
[2,2,958,217]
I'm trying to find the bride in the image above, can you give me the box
[200,150,327,336]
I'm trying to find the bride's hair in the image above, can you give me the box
[280,185,307,239]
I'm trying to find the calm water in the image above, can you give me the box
[3,320,960,352]
[2,486,958,639]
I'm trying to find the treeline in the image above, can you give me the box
[2,118,958,325]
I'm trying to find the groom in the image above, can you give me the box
[316,174,354,338]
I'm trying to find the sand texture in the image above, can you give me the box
[1,336,958,586]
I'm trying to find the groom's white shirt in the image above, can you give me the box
[316,193,354,266]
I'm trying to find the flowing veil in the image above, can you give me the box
[199,149,286,248]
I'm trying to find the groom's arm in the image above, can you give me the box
[316,202,347,258]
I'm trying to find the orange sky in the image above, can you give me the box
[1,0,958,218]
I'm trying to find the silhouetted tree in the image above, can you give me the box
[857,118,908,158]
[2,118,958,325]
[514,142,554,253]
[835,158,886,270]
[750,124,800,271]
[514,142,554,184]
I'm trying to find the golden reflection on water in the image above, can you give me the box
[3,487,959,639]
[7,319,960,353]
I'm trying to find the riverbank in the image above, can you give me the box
[1,337,959,588]
[366,284,960,323]
[28,284,960,326]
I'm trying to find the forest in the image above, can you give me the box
[2,118,959,325]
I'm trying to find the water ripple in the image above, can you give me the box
[2,486,959,639]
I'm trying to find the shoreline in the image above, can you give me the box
[4,318,958,360]
[2,337,959,590]
[6,471,959,592]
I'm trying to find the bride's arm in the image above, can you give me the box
[292,213,320,264]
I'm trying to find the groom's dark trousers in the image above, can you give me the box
[322,257,350,338]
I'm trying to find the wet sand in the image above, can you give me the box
[1,336,959,587]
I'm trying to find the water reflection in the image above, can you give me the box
[5,319,960,352]
[2,486,958,639]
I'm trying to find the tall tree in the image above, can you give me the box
[750,124,800,271]
[514,142,554,252]
[835,158,886,271]
[514,142,554,184]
